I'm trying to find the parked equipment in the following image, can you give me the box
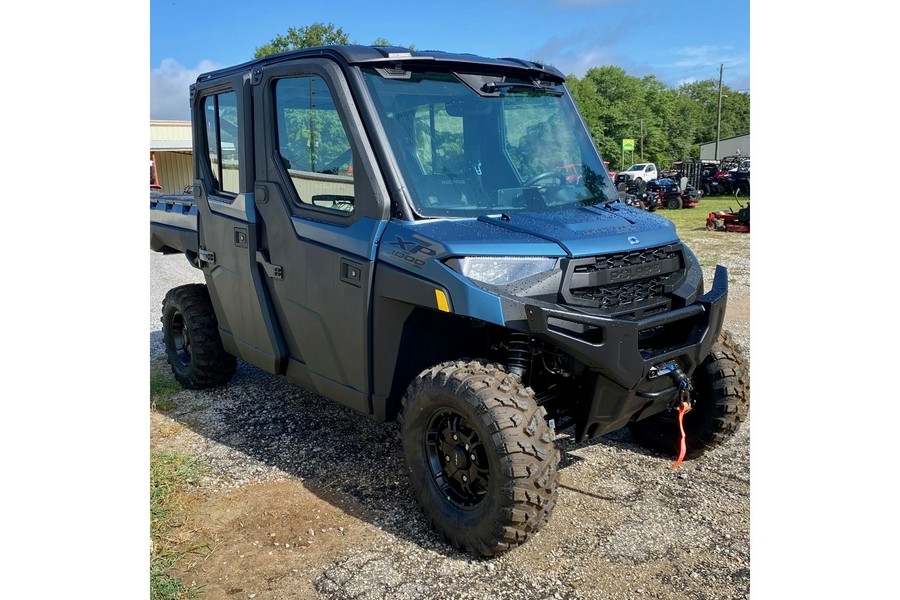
[707,201,750,232]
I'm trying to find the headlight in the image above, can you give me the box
[453,256,557,286]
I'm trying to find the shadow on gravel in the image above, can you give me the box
[556,427,663,468]
[152,345,651,557]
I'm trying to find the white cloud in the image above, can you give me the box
[552,49,616,77]
[650,45,749,90]
[670,45,732,67]
[150,58,223,121]
[528,25,634,77]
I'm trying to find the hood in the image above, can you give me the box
[476,205,679,257]
[383,204,679,261]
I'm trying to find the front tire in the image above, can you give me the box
[400,360,559,556]
[161,284,236,389]
[628,331,748,459]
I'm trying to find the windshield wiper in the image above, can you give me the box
[481,81,563,97]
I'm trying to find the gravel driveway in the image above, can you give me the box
[150,237,750,600]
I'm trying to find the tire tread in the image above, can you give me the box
[161,283,236,389]
[399,359,559,556]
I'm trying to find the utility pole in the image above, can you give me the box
[640,119,644,162]
[714,63,723,161]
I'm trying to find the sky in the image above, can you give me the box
[150,0,750,120]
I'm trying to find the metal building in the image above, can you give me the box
[150,121,193,194]
[699,133,750,161]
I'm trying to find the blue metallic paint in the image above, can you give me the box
[376,205,681,326]
[291,216,389,261]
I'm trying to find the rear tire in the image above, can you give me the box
[628,331,748,459]
[666,196,683,210]
[400,360,559,556]
[161,284,236,389]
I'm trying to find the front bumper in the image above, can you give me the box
[523,265,729,441]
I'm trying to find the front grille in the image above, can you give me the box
[573,246,680,273]
[561,244,684,316]
[571,276,665,308]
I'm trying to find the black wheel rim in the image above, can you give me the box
[424,409,490,509]
[170,311,191,367]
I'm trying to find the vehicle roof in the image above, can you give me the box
[196,45,565,84]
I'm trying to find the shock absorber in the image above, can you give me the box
[506,333,533,378]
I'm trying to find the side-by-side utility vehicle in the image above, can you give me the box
[150,45,748,557]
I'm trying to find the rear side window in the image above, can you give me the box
[274,75,355,214]
[203,91,240,194]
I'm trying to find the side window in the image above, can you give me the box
[274,76,355,213]
[202,91,240,194]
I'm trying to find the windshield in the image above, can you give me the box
[627,164,646,172]
[361,68,616,217]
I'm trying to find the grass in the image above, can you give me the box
[660,194,749,237]
[655,195,751,266]
[151,362,183,411]
[151,361,204,599]
[150,451,204,600]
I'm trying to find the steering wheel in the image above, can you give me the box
[522,171,561,187]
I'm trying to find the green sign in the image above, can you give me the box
[622,139,635,152]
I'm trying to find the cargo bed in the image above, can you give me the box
[150,192,199,256]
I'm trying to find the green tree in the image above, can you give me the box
[568,66,750,170]
[635,75,670,165]
[575,66,646,169]
[254,23,416,57]
[254,22,350,58]
[676,81,750,149]
[668,91,702,160]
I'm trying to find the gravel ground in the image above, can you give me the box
[150,233,750,600]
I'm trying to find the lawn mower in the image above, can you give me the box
[707,201,750,232]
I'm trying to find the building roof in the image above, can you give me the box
[150,140,192,151]
[151,120,192,152]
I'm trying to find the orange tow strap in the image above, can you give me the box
[672,399,691,469]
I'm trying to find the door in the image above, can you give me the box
[192,79,286,374]
[251,59,390,414]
